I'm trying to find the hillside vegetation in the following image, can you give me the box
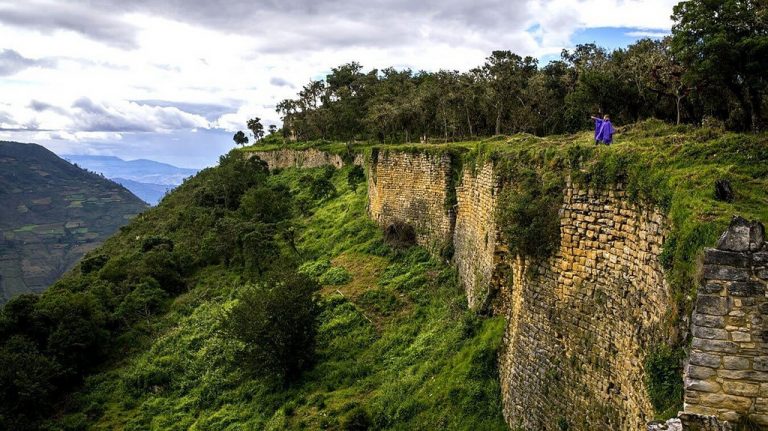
[0,152,506,430]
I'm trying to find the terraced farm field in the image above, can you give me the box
[0,141,147,304]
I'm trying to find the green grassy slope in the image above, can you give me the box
[54,165,507,431]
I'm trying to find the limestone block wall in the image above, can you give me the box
[367,150,455,249]
[684,217,768,425]
[247,148,347,169]
[498,180,671,430]
[453,162,499,309]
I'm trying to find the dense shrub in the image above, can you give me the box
[347,165,365,191]
[224,272,321,383]
[496,169,563,259]
[644,344,684,418]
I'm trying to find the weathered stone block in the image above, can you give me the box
[731,331,751,342]
[692,338,739,353]
[690,351,723,368]
[722,356,751,370]
[755,252,768,265]
[718,369,768,382]
[696,296,730,316]
[688,365,718,380]
[693,314,725,328]
[754,357,768,372]
[703,265,750,282]
[723,381,760,397]
[727,281,765,297]
[704,249,749,267]
[696,392,753,411]
[716,216,765,252]
[686,378,722,393]
[750,414,768,426]
[693,325,730,340]
[701,282,725,294]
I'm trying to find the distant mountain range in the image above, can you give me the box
[0,142,148,304]
[63,155,198,205]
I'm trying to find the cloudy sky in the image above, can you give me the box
[0,0,676,168]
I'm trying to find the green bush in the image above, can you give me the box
[298,259,331,278]
[347,165,365,191]
[496,169,563,259]
[223,272,321,383]
[140,236,174,252]
[644,344,684,419]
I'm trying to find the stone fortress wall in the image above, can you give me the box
[247,148,363,170]
[684,217,768,425]
[249,148,767,431]
[366,150,456,250]
[454,164,671,430]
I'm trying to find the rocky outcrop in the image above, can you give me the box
[683,216,768,425]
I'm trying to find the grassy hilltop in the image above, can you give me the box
[0,121,766,430]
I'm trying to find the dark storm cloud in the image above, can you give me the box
[1,0,530,53]
[0,1,138,49]
[0,49,56,76]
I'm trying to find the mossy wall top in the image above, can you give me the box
[247,148,363,170]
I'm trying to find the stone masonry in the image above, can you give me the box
[367,150,455,250]
[496,177,671,430]
[247,148,362,170]
[684,216,768,425]
[453,162,499,310]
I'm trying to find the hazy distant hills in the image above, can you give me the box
[0,142,148,304]
[111,177,172,206]
[63,155,198,205]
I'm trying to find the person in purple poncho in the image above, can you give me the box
[590,114,615,145]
